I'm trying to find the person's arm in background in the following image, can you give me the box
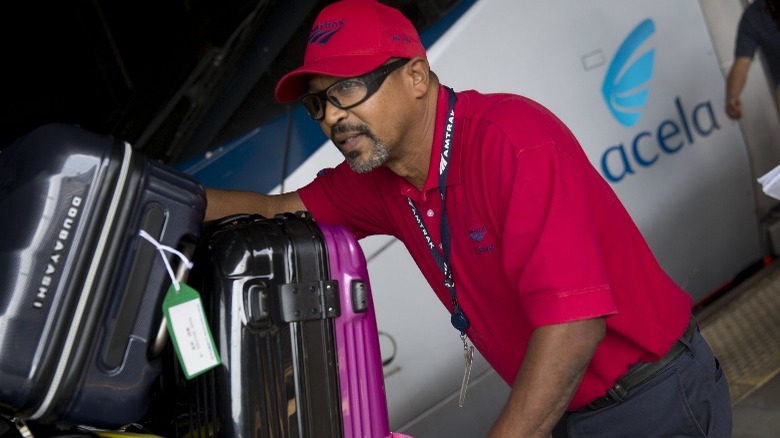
[204,187,306,222]
[726,56,752,119]
[488,317,606,437]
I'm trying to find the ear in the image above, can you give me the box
[406,56,432,98]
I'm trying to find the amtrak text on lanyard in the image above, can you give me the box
[406,87,469,336]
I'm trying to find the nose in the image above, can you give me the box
[322,99,348,127]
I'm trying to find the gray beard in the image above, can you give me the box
[333,123,390,173]
[346,140,390,173]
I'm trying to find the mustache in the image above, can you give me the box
[330,123,374,145]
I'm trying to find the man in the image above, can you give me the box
[725,0,780,119]
[207,0,732,436]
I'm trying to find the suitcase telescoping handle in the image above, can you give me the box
[150,243,196,358]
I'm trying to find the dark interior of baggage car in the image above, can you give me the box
[2,0,463,164]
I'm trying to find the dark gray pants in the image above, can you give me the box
[554,329,732,437]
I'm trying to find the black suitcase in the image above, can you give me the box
[0,124,206,429]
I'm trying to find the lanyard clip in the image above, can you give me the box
[451,305,469,334]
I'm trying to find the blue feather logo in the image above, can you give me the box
[602,19,656,127]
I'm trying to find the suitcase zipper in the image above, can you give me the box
[29,142,135,421]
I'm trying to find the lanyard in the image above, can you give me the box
[406,86,469,336]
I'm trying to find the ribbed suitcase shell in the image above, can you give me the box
[202,214,342,436]
[0,124,206,428]
[318,222,390,438]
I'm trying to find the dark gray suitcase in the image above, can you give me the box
[0,124,206,429]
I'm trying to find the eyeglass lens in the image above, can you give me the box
[302,58,409,120]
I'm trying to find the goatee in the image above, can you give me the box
[332,123,390,173]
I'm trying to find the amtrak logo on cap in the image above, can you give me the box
[602,19,656,127]
[309,20,346,45]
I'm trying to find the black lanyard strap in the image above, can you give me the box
[407,86,468,335]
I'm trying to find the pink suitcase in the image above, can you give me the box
[319,222,390,437]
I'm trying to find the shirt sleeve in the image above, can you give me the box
[297,162,395,239]
[734,5,760,58]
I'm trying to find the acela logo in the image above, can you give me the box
[602,19,655,127]
[598,18,721,183]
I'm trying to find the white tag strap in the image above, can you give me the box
[138,229,193,291]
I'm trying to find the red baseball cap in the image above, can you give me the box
[274,0,427,103]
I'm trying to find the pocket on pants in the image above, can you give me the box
[680,346,732,437]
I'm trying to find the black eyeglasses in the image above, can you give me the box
[301,58,410,120]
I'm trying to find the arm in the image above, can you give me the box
[205,187,306,222]
[488,317,606,438]
[725,57,752,119]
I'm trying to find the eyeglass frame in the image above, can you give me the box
[301,58,410,120]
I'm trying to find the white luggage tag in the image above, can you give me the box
[139,230,220,379]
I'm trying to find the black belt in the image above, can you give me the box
[582,317,698,412]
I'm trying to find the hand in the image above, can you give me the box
[726,96,742,119]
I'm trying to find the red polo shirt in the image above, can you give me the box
[297,85,692,410]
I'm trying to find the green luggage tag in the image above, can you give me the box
[162,282,220,379]
[138,229,220,380]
